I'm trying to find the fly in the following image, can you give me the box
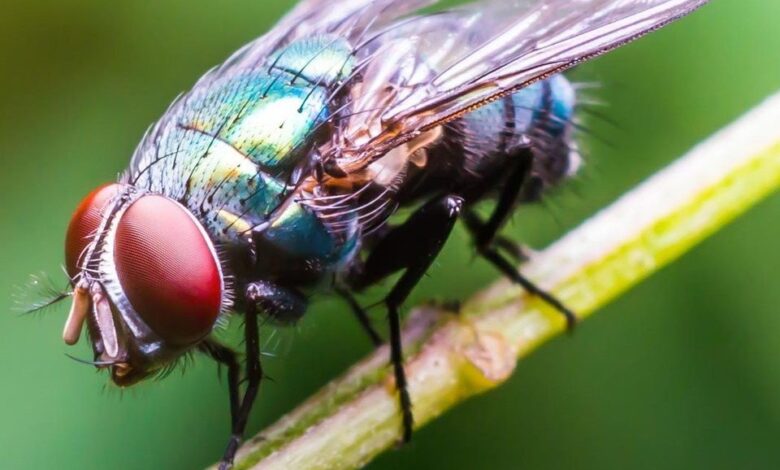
[35,0,710,467]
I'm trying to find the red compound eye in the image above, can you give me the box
[114,195,223,345]
[65,183,124,278]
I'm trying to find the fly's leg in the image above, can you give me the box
[218,302,260,470]
[218,282,307,469]
[350,194,464,443]
[198,340,240,425]
[465,157,577,329]
[480,242,577,329]
[335,286,383,347]
[473,155,534,250]
[246,281,308,326]
[462,211,531,263]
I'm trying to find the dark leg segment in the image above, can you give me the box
[480,246,577,329]
[462,210,530,263]
[245,281,308,326]
[199,340,240,424]
[219,302,261,470]
[462,157,578,329]
[218,281,306,469]
[388,301,411,442]
[472,155,533,249]
[352,194,464,443]
[336,286,383,346]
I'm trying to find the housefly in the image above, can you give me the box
[39,0,710,467]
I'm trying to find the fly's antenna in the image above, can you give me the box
[13,272,71,316]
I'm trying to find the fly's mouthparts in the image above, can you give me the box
[113,363,132,378]
[62,280,90,345]
[62,280,122,362]
[91,283,120,359]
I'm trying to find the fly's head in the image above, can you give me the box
[63,183,230,386]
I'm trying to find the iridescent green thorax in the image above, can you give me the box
[129,36,358,278]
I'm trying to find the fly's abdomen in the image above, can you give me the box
[453,74,580,197]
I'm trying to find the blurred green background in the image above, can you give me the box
[1,1,779,469]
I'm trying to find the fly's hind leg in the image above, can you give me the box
[349,194,464,443]
[462,210,532,263]
[216,282,307,469]
[475,233,577,330]
[465,156,577,330]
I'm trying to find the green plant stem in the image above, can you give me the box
[221,91,780,470]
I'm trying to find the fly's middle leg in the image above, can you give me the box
[347,193,464,443]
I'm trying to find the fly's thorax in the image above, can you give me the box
[123,36,364,289]
[63,183,230,385]
[130,76,333,243]
[127,36,357,243]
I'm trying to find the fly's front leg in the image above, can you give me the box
[351,194,464,443]
[198,340,240,425]
[218,281,307,470]
[218,302,260,470]
[465,156,577,329]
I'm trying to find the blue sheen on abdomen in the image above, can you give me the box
[457,76,575,172]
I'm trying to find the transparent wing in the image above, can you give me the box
[198,0,436,86]
[127,0,436,179]
[327,0,710,171]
